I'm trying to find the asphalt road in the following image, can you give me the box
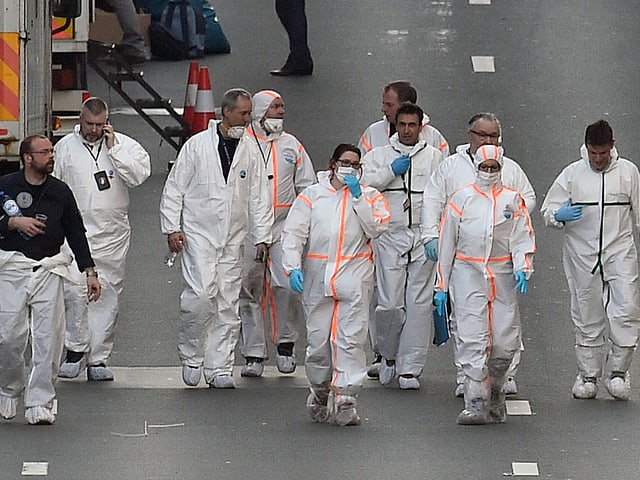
[2,1,640,479]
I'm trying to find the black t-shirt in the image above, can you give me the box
[0,171,94,271]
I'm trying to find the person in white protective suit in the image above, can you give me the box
[360,103,444,390]
[0,135,101,425]
[358,81,449,379]
[239,90,316,378]
[421,112,536,397]
[281,143,390,426]
[358,80,449,157]
[540,119,640,401]
[54,97,151,382]
[160,88,273,389]
[434,144,536,425]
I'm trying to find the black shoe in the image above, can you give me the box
[270,65,313,77]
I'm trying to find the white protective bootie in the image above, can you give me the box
[572,375,598,399]
[333,394,361,426]
[182,365,202,386]
[210,375,236,389]
[25,406,55,425]
[306,387,331,423]
[604,373,630,401]
[58,355,87,379]
[0,394,18,420]
[489,383,507,423]
[457,379,490,425]
[241,359,264,378]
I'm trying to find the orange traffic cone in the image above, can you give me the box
[182,61,199,128]
[191,67,216,135]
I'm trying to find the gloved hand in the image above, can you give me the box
[434,290,448,317]
[343,174,362,199]
[554,199,582,223]
[391,155,411,176]
[514,270,528,294]
[289,269,304,293]
[424,238,438,262]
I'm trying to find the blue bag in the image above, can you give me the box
[148,0,205,60]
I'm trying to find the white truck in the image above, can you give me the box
[0,0,91,175]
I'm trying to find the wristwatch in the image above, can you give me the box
[86,270,99,278]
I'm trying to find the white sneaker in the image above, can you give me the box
[504,377,518,395]
[58,355,87,379]
[87,365,114,381]
[210,375,236,389]
[454,383,465,398]
[182,365,202,386]
[276,354,297,374]
[604,374,630,401]
[25,406,55,425]
[241,360,264,378]
[0,394,17,420]
[378,360,396,386]
[572,375,597,399]
[399,376,420,390]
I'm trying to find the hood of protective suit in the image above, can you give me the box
[317,170,339,190]
[473,144,504,169]
[389,132,427,157]
[474,144,504,190]
[250,90,283,138]
[580,144,619,173]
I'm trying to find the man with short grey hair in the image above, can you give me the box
[160,88,273,389]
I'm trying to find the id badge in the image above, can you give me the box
[94,170,111,191]
[403,197,411,212]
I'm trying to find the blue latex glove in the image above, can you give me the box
[289,269,304,293]
[514,270,528,294]
[424,238,438,262]
[434,290,448,317]
[554,199,582,222]
[391,155,411,176]
[343,174,362,199]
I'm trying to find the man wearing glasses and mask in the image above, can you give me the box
[360,103,444,391]
[421,112,536,398]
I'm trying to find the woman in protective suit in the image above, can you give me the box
[434,144,536,425]
[281,143,390,426]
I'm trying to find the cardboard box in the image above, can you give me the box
[89,8,151,46]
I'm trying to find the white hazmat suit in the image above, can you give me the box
[436,145,535,424]
[281,170,390,422]
[160,120,273,384]
[360,134,443,386]
[422,143,536,390]
[540,145,640,399]
[54,125,150,371]
[239,90,316,367]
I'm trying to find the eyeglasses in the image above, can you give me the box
[478,163,501,172]
[337,159,362,169]
[30,149,55,155]
[469,129,501,141]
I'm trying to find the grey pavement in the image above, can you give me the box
[3,1,640,479]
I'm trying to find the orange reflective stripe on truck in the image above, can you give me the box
[0,32,20,121]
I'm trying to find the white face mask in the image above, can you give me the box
[476,170,501,188]
[226,126,246,139]
[263,118,284,134]
[334,166,358,183]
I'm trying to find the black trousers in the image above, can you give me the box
[275,0,313,69]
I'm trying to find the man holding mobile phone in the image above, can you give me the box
[53,97,151,382]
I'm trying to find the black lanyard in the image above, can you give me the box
[83,140,104,170]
